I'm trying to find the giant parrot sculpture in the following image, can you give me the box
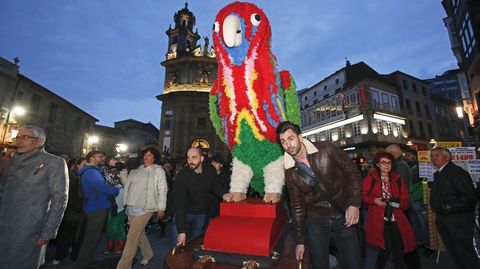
[209,1,301,203]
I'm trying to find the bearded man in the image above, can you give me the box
[172,147,228,247]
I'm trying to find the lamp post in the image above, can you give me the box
[87,135,99,151]
[1,106,26,151]
[116,143,128,157]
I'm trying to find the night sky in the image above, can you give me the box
[0,0,457,127]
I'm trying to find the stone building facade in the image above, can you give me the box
[0,57,97,157]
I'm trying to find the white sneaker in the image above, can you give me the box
[52,260,60,265]
[140,258,152,266]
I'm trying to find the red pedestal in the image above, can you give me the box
[203,198,288,257]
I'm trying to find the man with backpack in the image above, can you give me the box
[73,150,119,269]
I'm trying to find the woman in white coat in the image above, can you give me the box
[116,146,167,268]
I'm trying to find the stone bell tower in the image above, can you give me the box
[157,3,229,163]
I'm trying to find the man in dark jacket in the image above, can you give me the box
[173,148,228,247]
[276,121,362,269]
[386,144,412,190]
[404,148,429,250]
[430,147,479,269]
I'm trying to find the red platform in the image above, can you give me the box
[203,198,288,257]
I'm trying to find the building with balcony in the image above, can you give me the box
[300,61,407,161]
[442,0,480,138]
[300,61,465,162]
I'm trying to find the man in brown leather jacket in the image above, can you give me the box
[276,121,362,269]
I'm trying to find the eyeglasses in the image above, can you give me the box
[378,161,392,165]
[15,135,39,140]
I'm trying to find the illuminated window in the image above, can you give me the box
[386,122,393,135]
[191,139,210,149]
[377,120,383,134]
[353,122,361,137]
[339,127,345,140]
[325,130,332,141]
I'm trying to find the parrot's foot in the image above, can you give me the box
[263,193,281,204]
[229,192,246,202]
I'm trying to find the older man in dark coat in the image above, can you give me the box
[430,147,480,269]
[0,125,68,269]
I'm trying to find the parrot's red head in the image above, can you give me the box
[213,1,271,66]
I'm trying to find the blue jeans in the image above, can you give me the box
[408,200,428,246]
[171,213,206,247]
[306,214,361,269]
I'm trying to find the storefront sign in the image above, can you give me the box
[436,141,462,148]
[449,147,475,161]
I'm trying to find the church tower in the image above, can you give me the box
[157,3,228,162]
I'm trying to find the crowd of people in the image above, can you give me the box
[277,121,480,269]
[0,123,479,269]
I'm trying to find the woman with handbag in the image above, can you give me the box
[362,151,419,269]
[116,146,167,268]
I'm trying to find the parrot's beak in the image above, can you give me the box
[222,15,243,48]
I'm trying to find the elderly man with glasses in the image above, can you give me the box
[0,125,69,269]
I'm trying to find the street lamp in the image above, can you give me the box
[1,106,26,150]
[116,143,128,157]
[87,135,99,151]
[12,106,25,116]
[456,105,464,119]
[88,135,99,144]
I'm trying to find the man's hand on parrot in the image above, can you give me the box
[263,192,281,204]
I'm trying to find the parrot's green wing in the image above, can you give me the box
[282,72,301,126]
[209,93,226,143]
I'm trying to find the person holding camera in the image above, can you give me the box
[362,151,418,269]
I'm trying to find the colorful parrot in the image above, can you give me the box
[209,1,301,202]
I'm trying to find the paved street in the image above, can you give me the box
[40,221,459,269]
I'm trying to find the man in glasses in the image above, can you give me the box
[73,150,119,269]
[0,125,69,269]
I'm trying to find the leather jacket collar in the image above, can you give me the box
[283,139,318,169]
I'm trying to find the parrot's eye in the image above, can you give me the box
[214,21,220,33]
[251,13,261,26]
